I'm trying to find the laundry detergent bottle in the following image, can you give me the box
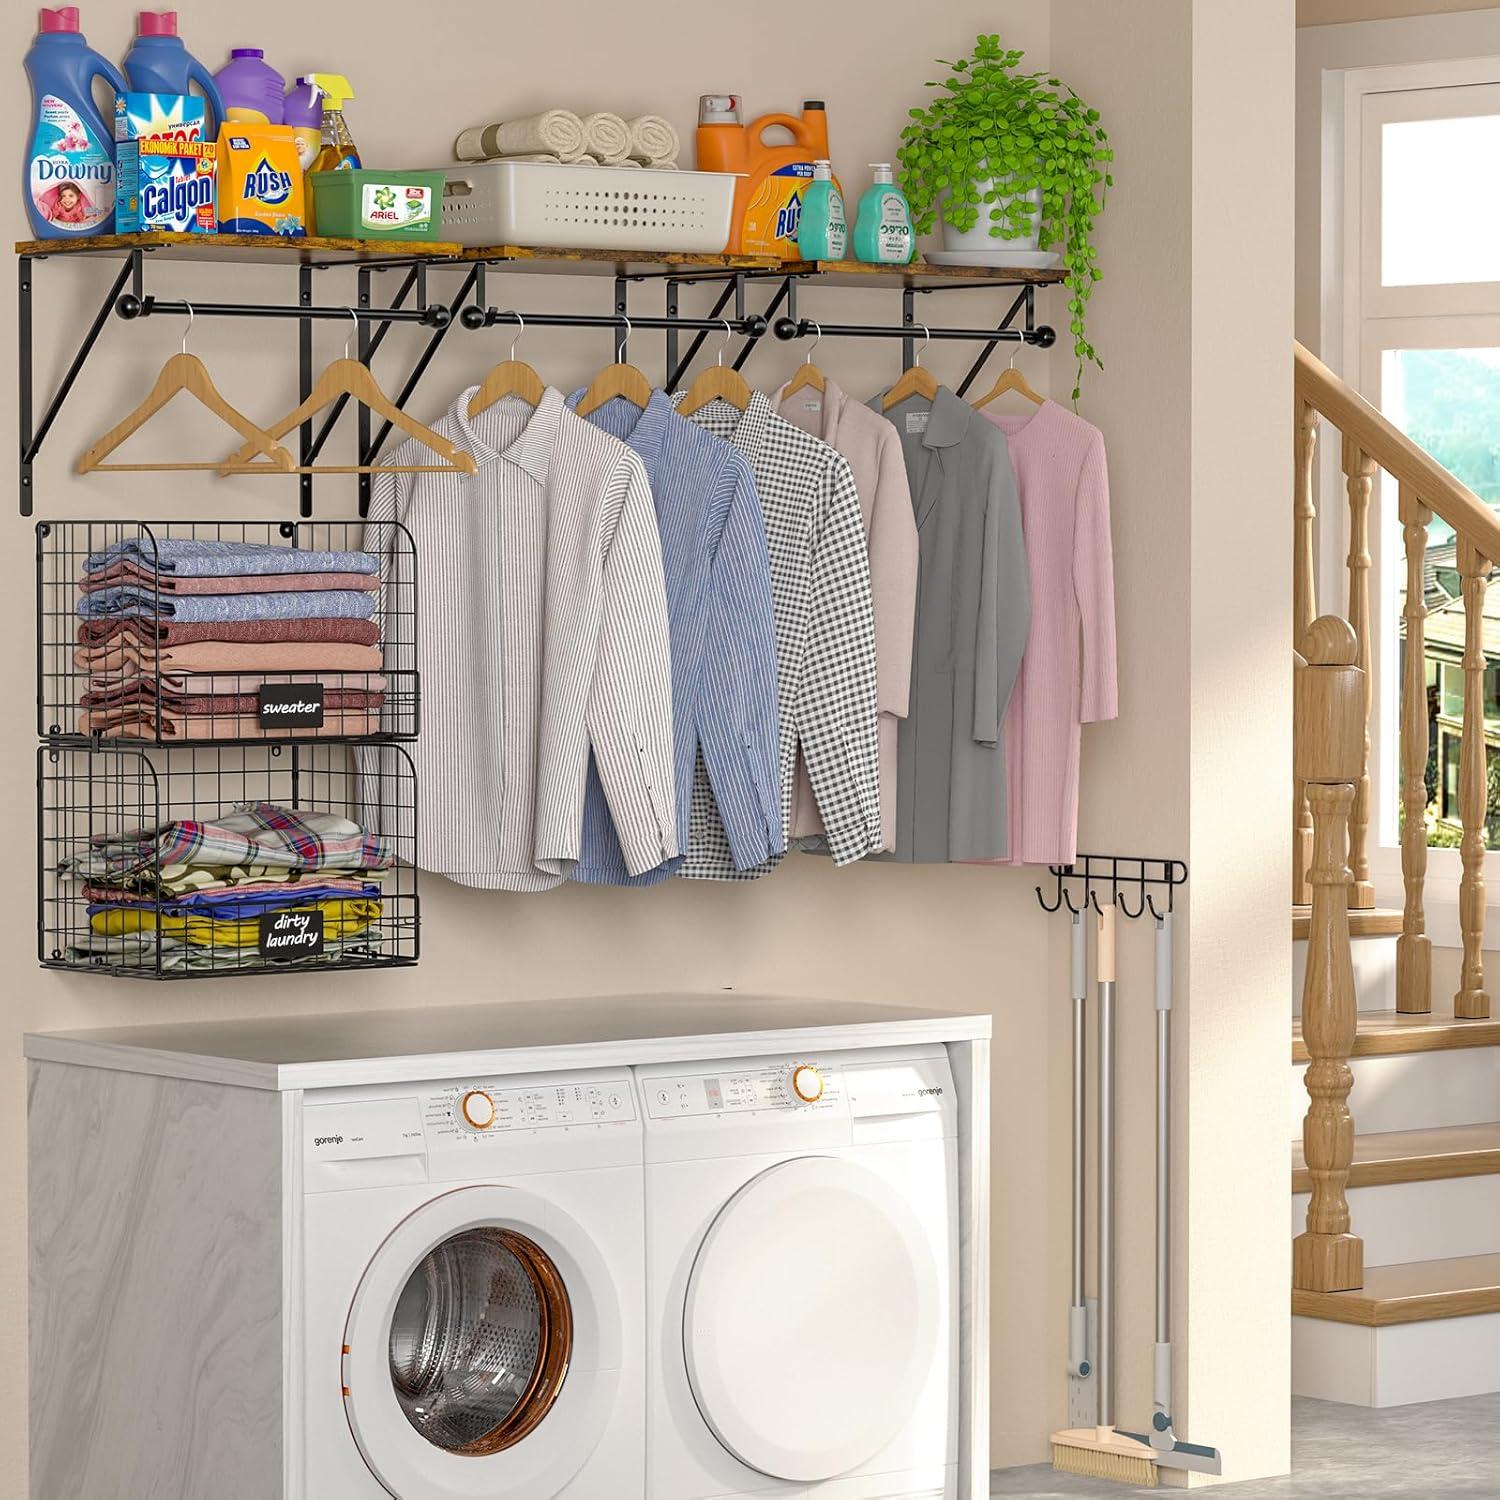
[213,48,285,124]
[697,95,832,260]
[123,12,224,136]
[24,7,127,239]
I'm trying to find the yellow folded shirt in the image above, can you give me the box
[90,898,381,948]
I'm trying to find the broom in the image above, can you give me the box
[1050,902,1160,1487]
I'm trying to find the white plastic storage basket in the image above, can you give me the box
[440,161,737,253]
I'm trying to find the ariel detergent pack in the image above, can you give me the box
[115,93,215,234]
[217,124,305,235]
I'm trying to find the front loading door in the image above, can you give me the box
[343,1185,622,1499]
[683,1156,942,1484]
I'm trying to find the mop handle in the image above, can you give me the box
[1068,910,1088,1377]
[1154,911,1173,1414]
[1095,902,1117,1428]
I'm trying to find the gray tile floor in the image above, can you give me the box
[990,1394,1500,1496]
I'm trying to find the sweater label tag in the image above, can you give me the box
[258,681,325,728]
[905,410,930,434]
[259,908,325,960]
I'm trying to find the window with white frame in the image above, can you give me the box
[1337,62,1500,900]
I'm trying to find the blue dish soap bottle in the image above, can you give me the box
[797,159,847,261]
[852,163,915,265]
[123,12,225,139]
[24,7,127,239]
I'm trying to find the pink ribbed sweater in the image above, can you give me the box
[980,400,1117,865]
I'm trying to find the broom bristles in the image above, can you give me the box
[1052,1436,1160,1487]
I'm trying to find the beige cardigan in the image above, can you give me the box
[773,377,918,852]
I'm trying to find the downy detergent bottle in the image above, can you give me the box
[24,7,127,239]
[123,12,224,137]
[696,95,832,260]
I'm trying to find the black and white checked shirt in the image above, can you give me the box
[671,391,880,877]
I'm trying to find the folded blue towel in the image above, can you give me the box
[78,588,378,622]
[84,537,379,578]
[87,883,383,920]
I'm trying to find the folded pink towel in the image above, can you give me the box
[77,617,382,647]
[75,641,387,675]
[79,563,382,595]
[84,672,390,698]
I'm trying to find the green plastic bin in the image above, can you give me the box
[310,169,447,240]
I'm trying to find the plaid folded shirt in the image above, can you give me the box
[63,801,395,879]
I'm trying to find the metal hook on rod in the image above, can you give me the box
[179,302,194,355]
[342,307,360,362]
[616,313,632,363]
[914,323,932,366]
[805,320,822,365]
[715,318,733,366]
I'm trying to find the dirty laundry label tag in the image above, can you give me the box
[259,681,325,728]
[259,907,325,960]
[905,411,930,434]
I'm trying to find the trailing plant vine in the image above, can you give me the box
[898,34,1112,399]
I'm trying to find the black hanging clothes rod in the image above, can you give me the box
[459,305,768,337]
[115,293,451,328]
[772,317,1056,347]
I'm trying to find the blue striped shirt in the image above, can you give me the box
[566,390,782,885]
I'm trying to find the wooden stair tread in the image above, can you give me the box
[1291,905,1403,941]
[1293,1007,1500,1062]
[1293,1253,1500,1326]
[1292,1123,1500,1192]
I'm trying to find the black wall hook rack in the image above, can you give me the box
[1036,854,1188,921]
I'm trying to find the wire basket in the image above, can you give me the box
[39,741,420,979]
[38,518,417,747]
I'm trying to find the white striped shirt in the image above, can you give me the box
[361,387,675,891]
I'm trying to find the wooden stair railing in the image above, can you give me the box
[1294,342,1499,1018]
[1294,617,1365,1293]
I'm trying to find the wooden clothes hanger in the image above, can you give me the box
[881,324,940,410]
[780,321,828,400]
[222,310,478,476]
[78,305,295,474]
[469,311,547,418]
[576,315,654,418]
[677,320,752,418]
[970,348,1045,410]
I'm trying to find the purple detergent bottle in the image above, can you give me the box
[123,12,225,138]
[24,7,127,239]
[214,48,285,125]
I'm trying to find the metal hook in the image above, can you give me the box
[1085,886,1104,916]
[1146,891,1167,923]
[716,318,733,366]
[343,307,360,362]
[502,311,526,363]
[1116,882,1146,920]
[1061,886,1080,917]
[616,314,632,363]
[179,303,195,355]
[914,323,932,366]
[805,320,822,364]
[1037,865,1068,914]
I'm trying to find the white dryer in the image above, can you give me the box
[300,1067,644,1499]
[639,1044,959,1500]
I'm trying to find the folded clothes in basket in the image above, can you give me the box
[582,111,631,165]
[83,877,382,914]
[77,617,383,648]
[89,896,381,947]
[65,930,384,971]
[83,537,379,578]
[74,638,387,676]
[626,114,679,167]
[80,563,381,595]
[82,674,388,703]
[78,587,378,623]
[77,708,380,740]
[74,862,389,900]
[61,801,395,879]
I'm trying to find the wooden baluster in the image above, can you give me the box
[1343,437,1377,908]
[1293,616,1365,1293]
[1293,402,1319,906]
[1456,540,1491,1019]
[1397,486,1432,1013]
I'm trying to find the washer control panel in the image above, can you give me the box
[641,1059,843,1119]
[426,1075,638,1141]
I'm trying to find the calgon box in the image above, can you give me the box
[115,93,216,235]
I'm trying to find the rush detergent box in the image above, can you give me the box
[217,124,306,237]
[115,93,216,234]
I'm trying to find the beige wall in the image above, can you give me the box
[3,0,1295,1487]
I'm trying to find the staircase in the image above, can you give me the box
[1290,346,1500,1406]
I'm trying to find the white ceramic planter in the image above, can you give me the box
[930,174,1057,268]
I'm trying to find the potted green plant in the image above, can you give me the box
[898,34,1112,397]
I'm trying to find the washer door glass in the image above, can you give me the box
[683,1156,941,1483]
[388,1227,572,1455]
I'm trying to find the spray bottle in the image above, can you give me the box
[301,74,358,236]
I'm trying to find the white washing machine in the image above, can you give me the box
[639,1044,959,1500]
[299,1066,644,1499]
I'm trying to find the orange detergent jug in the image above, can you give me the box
[697,95,833,259]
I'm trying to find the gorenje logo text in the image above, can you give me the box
[313,1135,344,1147]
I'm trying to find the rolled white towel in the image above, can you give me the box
[478,152,562,164]
[647,159,679,171]
[454,109,586,163]
[627,114,679,166]
[582,112,632,166]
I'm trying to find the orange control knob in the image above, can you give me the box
[790,1064,824,1104]
[460,1090,496,1130]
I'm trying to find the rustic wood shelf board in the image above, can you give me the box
[1293,1007,1500,1062]
[16,232,466,264]
[1292,1122,1500,1192]
[1293,1252,1500,1326]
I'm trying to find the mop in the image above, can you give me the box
[1051,901,1162,1486]
[1113,910,1223,1477]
